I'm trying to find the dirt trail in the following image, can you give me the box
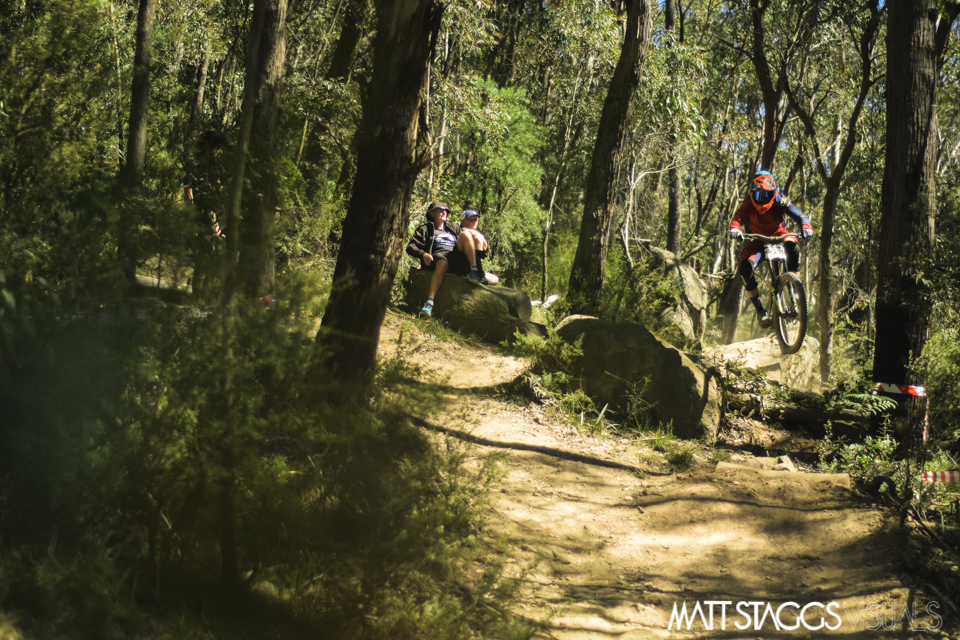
[380,312,953,639]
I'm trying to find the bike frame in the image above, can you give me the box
[739,233,808,354]
[741,233,792,303]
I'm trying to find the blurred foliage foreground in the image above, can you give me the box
[0,278,530,640]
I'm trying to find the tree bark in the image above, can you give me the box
[237,0,289,299]
[745,0,825,170]
[872,0,944,434]
[567,0,652,314]
[541,68,586,303]
[223,1,268,297]
[664,0,681,254]
[188,46,210,134]
[218,0,270,597]
[719,275,743,344]
[818,183,838,382]
[117,0,159,284]
[666,152,681,253]
[318,0,444,380]
[326,0,368,82]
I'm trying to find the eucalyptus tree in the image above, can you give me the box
[235,0,289,299]
[874,0,960,433]
[286,0,372,195]
[117,0,159,284]
[568,0,653,314]
[664,0,682,254]
[477,0,611,296]
[785,0,882,384]
[409,0,615,297]
[214,0,290,591]
[318,0,444,379]
[526,3,619,299]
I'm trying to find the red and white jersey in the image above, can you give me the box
[730,193,812,238]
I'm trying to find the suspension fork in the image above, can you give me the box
[766,258,784,311]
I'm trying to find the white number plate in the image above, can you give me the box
[764,243,787,262]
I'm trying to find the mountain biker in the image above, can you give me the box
[729,170,814,328]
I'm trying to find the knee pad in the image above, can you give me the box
[785,241,800,272]
[739,260,758,291]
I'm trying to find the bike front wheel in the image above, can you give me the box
[773,272,807,354]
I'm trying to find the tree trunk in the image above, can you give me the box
[784,0,880,385]
[666,157,681,253]
[117,0,159,284]
[326,0,368,82]
[873,0,941,434]
[567,0,652,314]
[218,0,268,597]
[719,275,743,344]
[541,78,585,303]
[238,0,289,299]
[318,0,444,380]
[301,1,372,185]
[188,46,210,134]
[818,182,839,383]
[748,0,795,170]
[664,0,681,254]
[223,0,268,297]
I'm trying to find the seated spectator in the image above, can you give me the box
[405,202,462,316]
[449,209,500,285]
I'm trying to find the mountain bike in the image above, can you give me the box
[740,233,808,354]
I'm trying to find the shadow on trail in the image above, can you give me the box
[409,415,669,476]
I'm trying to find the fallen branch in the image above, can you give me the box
[726,392,871,425]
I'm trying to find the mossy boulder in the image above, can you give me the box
[406,270,546,344]
[554,315,721,441]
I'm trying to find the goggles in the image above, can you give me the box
[752,190,775,205]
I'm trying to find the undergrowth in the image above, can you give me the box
[508,329,709,473]
[0,277,531,640]
[601,249,699,351]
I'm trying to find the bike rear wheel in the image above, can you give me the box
[773,272,807,354]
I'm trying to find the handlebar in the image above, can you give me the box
[738,233,809,243]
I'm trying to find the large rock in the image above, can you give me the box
[554,315,721,441]
[648,247,708,343]
[702,334,821,391]
[406,270,546,343]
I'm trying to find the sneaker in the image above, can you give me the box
[758,311,773,328]
[466,270,482,284]
[420,300,434,317]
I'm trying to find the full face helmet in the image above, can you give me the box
[749,170,779,214]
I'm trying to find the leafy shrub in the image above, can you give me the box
[601,249,697,350]
[918,328,960,447]
[822,432,898,481]
[510,329,599,427]
[0,282,528,639]
[820,378,898,416]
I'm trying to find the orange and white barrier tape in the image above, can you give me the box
[874,382,926,397]
[922,471,960,483]
[874,382,929,443]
